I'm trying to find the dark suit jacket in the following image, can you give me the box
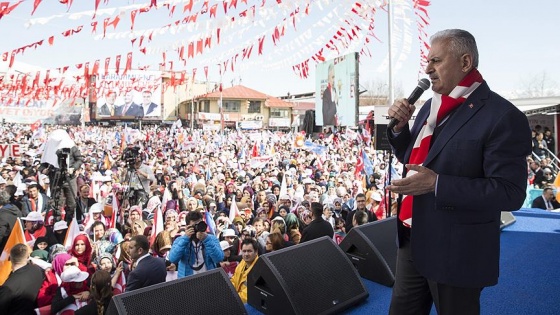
[0,263,44,315]
[300,217,334,243]
[322,87,337,125]
[115,103,144,117]
[388,81,532,288]
[531,195,560,210]
[21,193,50,217]
[126,255,166,292]
[97,104,115,116]
[142,102,159,116]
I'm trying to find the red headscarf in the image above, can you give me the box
[69,234,93,268]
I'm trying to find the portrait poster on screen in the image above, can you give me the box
[315,52,358,127]
[95,70,162,120]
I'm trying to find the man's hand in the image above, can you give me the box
[388,98,416,132]
[387,164,437,196]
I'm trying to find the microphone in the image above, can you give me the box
[387,78,431,130]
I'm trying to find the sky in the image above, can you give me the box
[1,0,559,99]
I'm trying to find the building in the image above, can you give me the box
[181,85,293,131]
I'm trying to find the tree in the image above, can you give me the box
[516,72,558,98]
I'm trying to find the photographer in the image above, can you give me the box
[168,211,223,278]
[40,129,83,224]
[122,145,155,205]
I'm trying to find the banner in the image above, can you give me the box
[0,143,22,158]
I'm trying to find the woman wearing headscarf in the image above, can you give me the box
[69,233,94,276]
[51,265,90,314]
[37,253,72,307]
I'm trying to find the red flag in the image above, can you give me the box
[30,119,41,132]
[115,54,121,74]
[123,52,132,75]
[354,149,364,178]
[150,206,163,246]
[31,0,42,15]
[252,142,258,157]
[104,57,110,75]
[109,193,118,229]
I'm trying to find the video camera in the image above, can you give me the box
[122,146,141,168]
[56,147,71,170]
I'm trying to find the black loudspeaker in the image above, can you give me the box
[107,268,247,315]
[339,216,398,287]
[500,211,516,229]
[247,236,369,315]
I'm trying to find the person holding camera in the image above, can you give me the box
[168,211,224,278]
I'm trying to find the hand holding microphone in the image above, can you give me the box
[387,78,431,132]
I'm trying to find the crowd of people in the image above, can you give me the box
[0,121,395,314]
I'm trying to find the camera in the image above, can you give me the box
[190,221,208,233]
[122,146,141,167]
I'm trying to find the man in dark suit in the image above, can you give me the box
[21,182,49,217]
[126,235,166,292]
[345,193,377,233]
[115,91,143,117]
[97,91,117,116]
[141,90,160,117]
[321,63,337,126]
[531,187,560,210]
[0,243,44,315]
[300,202,334,243]
[386,29,531,314]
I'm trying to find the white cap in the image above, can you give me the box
[60,265,89,283]
[90,203,104,213]
[220,240,232,251]
[21,211,44,222]
[53,220,68,231]
[222,229,236,238]
[372,192,382,202]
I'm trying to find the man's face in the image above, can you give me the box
[425,38,469,95]
[356,196,366,210]
[241,243,257,265]
[124,92,133,104]
[544,190,555,201]
[28,186,38,199]
[142,92,151,106]
[107,93,116,105]
[128,240,142,260]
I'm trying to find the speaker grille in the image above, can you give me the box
[265,237,367,314]
[107,269,246,315]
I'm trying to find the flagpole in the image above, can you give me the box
[219,64,224,141]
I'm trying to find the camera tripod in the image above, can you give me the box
[122,164,148,208]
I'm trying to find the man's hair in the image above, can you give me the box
[431,29,479,68]
[354,211,368,226]
[241,238,258,252]
[543,187,554,194]
[0,190,10,206]
[131,235,150,252]
[10,243,29,264]
[355,193,366,200]
[310,202,323,218]
[186,210,203,224]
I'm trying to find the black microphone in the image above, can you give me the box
[387,78,431,130]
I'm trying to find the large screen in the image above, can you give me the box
[94,70,162,121]
[315,52,359,127]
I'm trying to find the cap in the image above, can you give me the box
[220,240,232,251]
[53,220,68,231]
[60,265,89,283]
[222,229,236,238]
[90,203,104,213]
[21,211,44,222]
[372,192,382,202]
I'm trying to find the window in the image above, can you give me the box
[198,100,210,112]
[270,108,288,118]
[223,100,241,112]
[248,101,261,114]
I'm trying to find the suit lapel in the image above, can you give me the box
[422,82,491,166]
[404,103,431,164]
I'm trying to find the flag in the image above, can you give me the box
[204,210,216,235]
[251,142,258,157]
[114,269,126,294]
[108,193,118,229]
[361,127,371,146]
[279,173,288,197]
[150,206,163,246]
[228,199,240,223]
[362,150,374,176]
[354,150,364,178]
[0,218,26,285]
[64,216,81,251]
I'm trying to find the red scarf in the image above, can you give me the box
[399,69,483,227]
